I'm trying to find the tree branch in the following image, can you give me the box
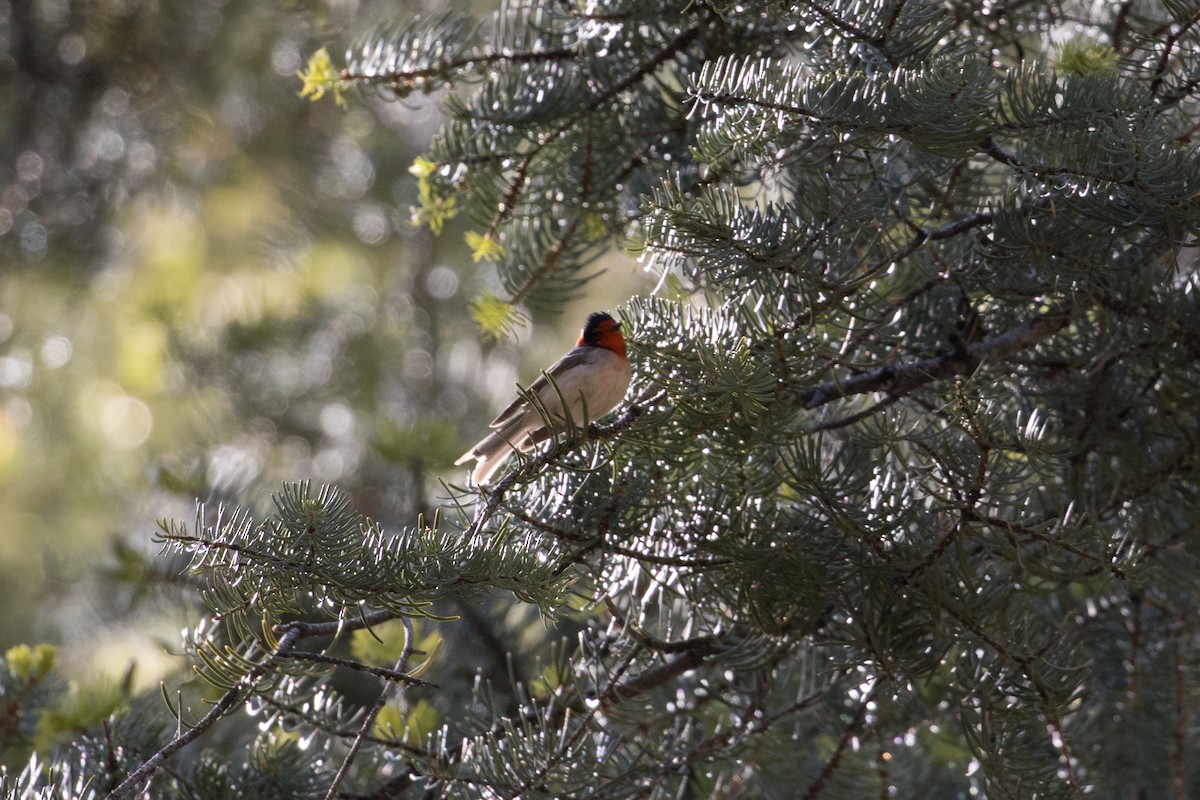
[106,626,304,799]
[794,304,1078,410]
[607,640,718,702]
[272,608,401,638]
[324,617,417,800]
[285,649,437,688]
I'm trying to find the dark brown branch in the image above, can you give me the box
[800,393,900,433]
[1150,7,1200,98]
[794,304,1077,410]
[1092,291,1200,354]
[285,649,438,688]
[607,544,732,569]
[106,627,304,798]
[607,640,719,702]
[324,618,417,800]
[799,683,875,800]
[272,608,400,638]
[487,24,701,235]
[341,48,575,93]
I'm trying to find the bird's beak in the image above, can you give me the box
[614,322,622,330]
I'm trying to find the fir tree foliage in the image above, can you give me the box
[9,1,1200,798]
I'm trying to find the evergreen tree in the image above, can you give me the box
[5,1,1200,798]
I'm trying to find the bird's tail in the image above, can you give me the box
[455,430,515,486]
[455,416,538,486]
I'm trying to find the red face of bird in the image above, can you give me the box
[577,312,626,357]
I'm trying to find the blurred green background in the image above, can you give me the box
[0,0,646,683]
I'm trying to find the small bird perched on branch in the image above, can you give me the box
[457,311,631,486]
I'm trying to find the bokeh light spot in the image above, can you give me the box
[100,393,153,450]
[41,335,73,369]
[425,265,459,299]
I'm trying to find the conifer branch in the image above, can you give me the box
[483,23,701,234]
[106,626,304,798]
[272,609,400,638]
[805,1,891,61]
[253,691,431,755]
[341,47,575,93]
[799,684,875,800]
[508,644,643,798]
[324,617,417,800]
[795,304,1078,410]
[504,127,597,307]
[285,650,438,688]
[1149,7,1200,98]
[1092,290,1200,353]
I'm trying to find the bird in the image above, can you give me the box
[456,311,632,486]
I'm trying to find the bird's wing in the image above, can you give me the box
[488,346,590,427]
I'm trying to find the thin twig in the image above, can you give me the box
[273,608,399,638]
[324,617,418,800]
[106,626,303,799]
[286,649,437,688]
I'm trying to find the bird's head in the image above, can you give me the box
[578,311,626,357]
